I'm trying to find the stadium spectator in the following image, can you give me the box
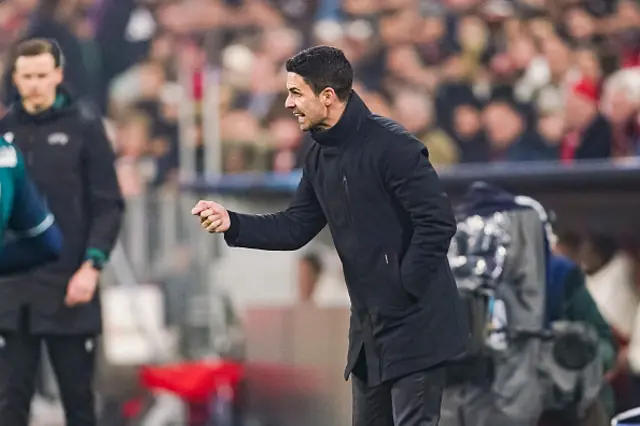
[601,67,640,157]
[451,102,489,163]
[582,233,640,412]
[560,78,612,162]
[393,89,459,167]
[482,100,544,161]
[114,110,154,197]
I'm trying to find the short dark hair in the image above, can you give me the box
[285,46,353,101]
[556,230,582,251]
[13,38,63,69]
[584,232,617,265]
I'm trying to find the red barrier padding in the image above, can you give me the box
[139,360,244,404]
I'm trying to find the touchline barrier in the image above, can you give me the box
[180,159,640,238]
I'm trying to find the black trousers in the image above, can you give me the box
[352,364,446,426]
[0,327,97,426]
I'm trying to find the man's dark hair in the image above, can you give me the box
[285,46,353,102]
[13,38,63,69]
[556,230,582,252]
[584,232,617,266]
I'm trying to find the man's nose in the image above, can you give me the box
[284,96,295,109]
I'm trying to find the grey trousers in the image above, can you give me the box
[352,365,446,426]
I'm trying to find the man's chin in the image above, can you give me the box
[298,118,326,132]
[25,98,45,110]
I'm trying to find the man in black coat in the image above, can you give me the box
[192,46,468,426]
[0,38,123,426]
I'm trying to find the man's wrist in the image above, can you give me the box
[84,248,107,271]
[224,211,241,246]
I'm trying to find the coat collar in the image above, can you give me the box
[310,90,369,147]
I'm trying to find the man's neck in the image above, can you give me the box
[321,101,348,130]
[22,95,56,115]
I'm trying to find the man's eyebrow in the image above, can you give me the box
[288,87,301,93]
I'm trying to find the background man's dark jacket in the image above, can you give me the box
[224,91,469,386]
[0,89,123,334]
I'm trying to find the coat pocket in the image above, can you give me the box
[376,252,417,316]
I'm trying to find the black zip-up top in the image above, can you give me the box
[0,89,123,333]
[224,91,469,386]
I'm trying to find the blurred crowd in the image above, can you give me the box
[1,0,640,196]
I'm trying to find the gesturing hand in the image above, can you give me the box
[191,200,231,233]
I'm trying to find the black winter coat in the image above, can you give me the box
[0,89,123,334]
[224,92,469,386]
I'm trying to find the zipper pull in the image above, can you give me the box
[384,254,388,264]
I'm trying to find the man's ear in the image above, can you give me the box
[53,68,63,85]
[322,88,337,106]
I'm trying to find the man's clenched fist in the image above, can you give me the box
[191,200,231,233]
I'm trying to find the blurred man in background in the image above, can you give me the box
[297,252,324,304]
[297,251,349,306]
[0,38,123,426]
[540,251,616,425]
[582,232,640,412]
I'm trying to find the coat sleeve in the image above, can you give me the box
[224,170,327,251]
[0,146,63,274]
[383,138,457,294]
[80,108,125,262]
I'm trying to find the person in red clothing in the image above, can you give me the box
[561,78,612,163]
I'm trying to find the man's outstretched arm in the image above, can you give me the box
[193,171,327,251]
